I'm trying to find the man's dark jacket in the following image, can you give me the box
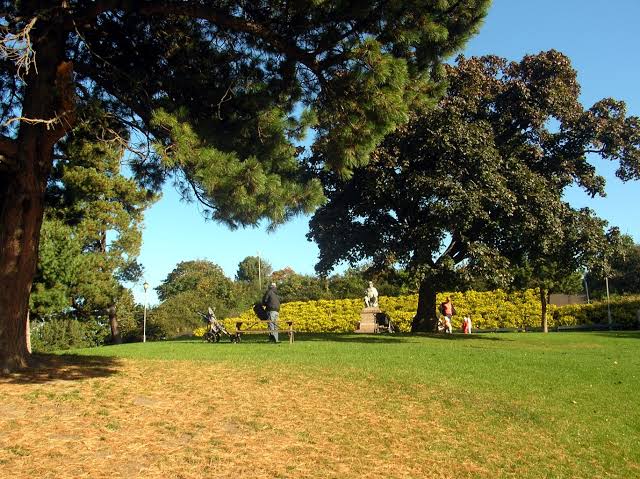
[262,287,280,312]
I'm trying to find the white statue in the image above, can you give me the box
[364,281,379,308]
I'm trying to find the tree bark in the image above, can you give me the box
[100,228,121,344]
[0,140,50,371]
[540,287,549,333]
[411,277,438,332]
[107,305,122,344]
[0,21,70,372]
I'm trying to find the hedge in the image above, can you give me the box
[194,290,640,335]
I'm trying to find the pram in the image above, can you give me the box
[198,307,234,343]
[375,312,395,333]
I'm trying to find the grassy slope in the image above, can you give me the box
[2,332,638,478]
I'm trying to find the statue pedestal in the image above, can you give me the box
[355,307,380,333]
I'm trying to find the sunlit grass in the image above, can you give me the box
[1,332,638,478]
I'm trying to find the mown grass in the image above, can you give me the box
[1,332,638,478]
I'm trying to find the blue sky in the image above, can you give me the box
[133,0,640,305]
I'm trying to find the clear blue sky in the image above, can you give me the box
[133,0,640,305]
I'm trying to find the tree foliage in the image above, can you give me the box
[309,51,640,331]
[587,235,640,296]
[236,256,273,285]
[29,107,156,343]
[152,260,246,337]
[0,0,490,369]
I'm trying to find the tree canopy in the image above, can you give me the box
[152,260,239,337]
[236,255,273,285]
[27,106,155,345]
[0,1,490,369]
[309,51,640,331]
[0,0,490,369]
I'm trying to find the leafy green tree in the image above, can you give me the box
[0,1,490,370]
[29,108,155,343]
[309,51,640,332]
[156,260,235,304]
[271,267,296,283]
[587,235,640,297]
[275,272,328,303]
[153,260,241,337]
[29,219,83,320]
[509,209,616,331]
[236,256,273,288]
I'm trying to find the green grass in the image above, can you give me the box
[59,332,640,477]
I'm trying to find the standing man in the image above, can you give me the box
[262,282,281,343]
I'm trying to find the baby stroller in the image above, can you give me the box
[198,307,234,343]
[375,312,395,333]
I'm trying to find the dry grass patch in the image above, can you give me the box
[1,334,638,478]
[1,357,467,478]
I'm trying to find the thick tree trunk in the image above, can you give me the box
[0,142,50,371]
[0,22,70,372]
[411,278,438,332]
[540,287,548,333]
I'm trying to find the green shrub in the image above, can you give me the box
[30,318,110,352]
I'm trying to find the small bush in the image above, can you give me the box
[30,318,110,352]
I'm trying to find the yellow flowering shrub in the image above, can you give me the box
[194,292,640,335]
[193,326,207,337]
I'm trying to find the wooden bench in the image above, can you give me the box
[234,320,295,344]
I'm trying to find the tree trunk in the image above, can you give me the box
[411,278,438,332]
[0,22,70,372]
[0,142,49,371]
[100,229,121,344]
[107,305,122,344]
[540,287,548,333]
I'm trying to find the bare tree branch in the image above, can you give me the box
[0,110,73,131]
[0,17,38,79]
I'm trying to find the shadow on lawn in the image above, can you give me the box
[0,354,121,384]
[295,333,509,343]
[589,331,640,340]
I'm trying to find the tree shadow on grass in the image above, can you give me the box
[294,333,510,343]
[0,353,122,385]
[589,331,640,340]
[416,332,512,342]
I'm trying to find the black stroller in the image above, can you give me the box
[198,307,234,343]
[375,312,396,333]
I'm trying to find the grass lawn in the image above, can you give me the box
[1,332,639,478]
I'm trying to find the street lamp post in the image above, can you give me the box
[604,259,612,329]
[605,275,612,330]
[143,281,149,343]
[583,270,590,304]
[257,251,262,291]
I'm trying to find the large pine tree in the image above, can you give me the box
[0,1,490,370]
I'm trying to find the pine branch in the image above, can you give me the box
[69,1,323,74]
